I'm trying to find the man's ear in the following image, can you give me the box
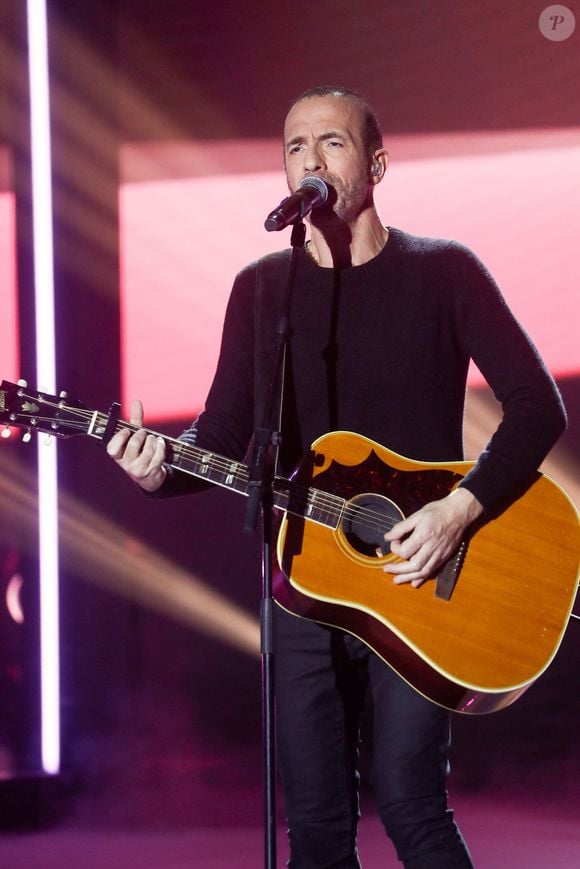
[370,149,389,184]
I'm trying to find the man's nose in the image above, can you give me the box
[303,142,323,173]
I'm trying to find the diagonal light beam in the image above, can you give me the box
[0,448,260,657]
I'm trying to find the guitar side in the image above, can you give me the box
[275,431,580,713]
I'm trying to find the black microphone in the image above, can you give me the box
[264,176,330,232]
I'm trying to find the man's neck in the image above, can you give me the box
[308,208,389,268]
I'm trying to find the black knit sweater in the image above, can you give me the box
[159,227,566,511]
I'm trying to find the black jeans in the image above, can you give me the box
[274,604,473,868]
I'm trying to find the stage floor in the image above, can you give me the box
[1,793,578,867]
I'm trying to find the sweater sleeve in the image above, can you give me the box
[146,261,257,499]
[445,242,567,510]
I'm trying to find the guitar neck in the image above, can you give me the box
[88,411,251,496]
[88,412,344,529]
[0,380,345,530]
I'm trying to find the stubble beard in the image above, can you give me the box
[312,172,371,225]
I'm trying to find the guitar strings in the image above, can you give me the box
[170,436,400,533]
[95,412,400,531]
[25,401,401,534]
[19,398,402,535]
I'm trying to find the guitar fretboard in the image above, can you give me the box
[89,413,344,530]
[175,440,250,496]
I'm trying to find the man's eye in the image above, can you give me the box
[288,144,303,155]
[327,140,343,148]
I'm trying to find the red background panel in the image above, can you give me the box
[120,131,580,421]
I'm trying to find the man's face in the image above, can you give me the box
[283,95,373,224]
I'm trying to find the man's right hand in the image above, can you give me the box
[106,399,167,493]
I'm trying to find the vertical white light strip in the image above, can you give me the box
[27,0,60,774]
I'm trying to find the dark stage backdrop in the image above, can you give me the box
[1,0,578,826]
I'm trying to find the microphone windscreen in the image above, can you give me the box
[298,176,329,203]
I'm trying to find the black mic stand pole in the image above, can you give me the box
[244,219,306,869]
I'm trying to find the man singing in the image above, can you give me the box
[108,86,566,867]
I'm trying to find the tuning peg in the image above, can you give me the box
[1,426,11,439]
[17,379,28,388]
[59,390,68,399]
[22,430,32,443]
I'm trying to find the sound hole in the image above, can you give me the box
[341,493,404,558]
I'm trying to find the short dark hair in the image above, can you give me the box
[290,86,383,157]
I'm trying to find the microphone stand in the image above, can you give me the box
[244,219,306,869]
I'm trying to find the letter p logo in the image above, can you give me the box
[539,5,576,41]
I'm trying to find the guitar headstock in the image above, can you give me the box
[0,380,92,440]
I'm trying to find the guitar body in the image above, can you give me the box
[274,431,580,714]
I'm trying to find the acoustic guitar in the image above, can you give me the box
[1,379,578,714]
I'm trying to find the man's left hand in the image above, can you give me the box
[382,487,483,588]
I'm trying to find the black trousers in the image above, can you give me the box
[274,604,473,868]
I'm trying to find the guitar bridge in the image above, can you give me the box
[435,539,468,601]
